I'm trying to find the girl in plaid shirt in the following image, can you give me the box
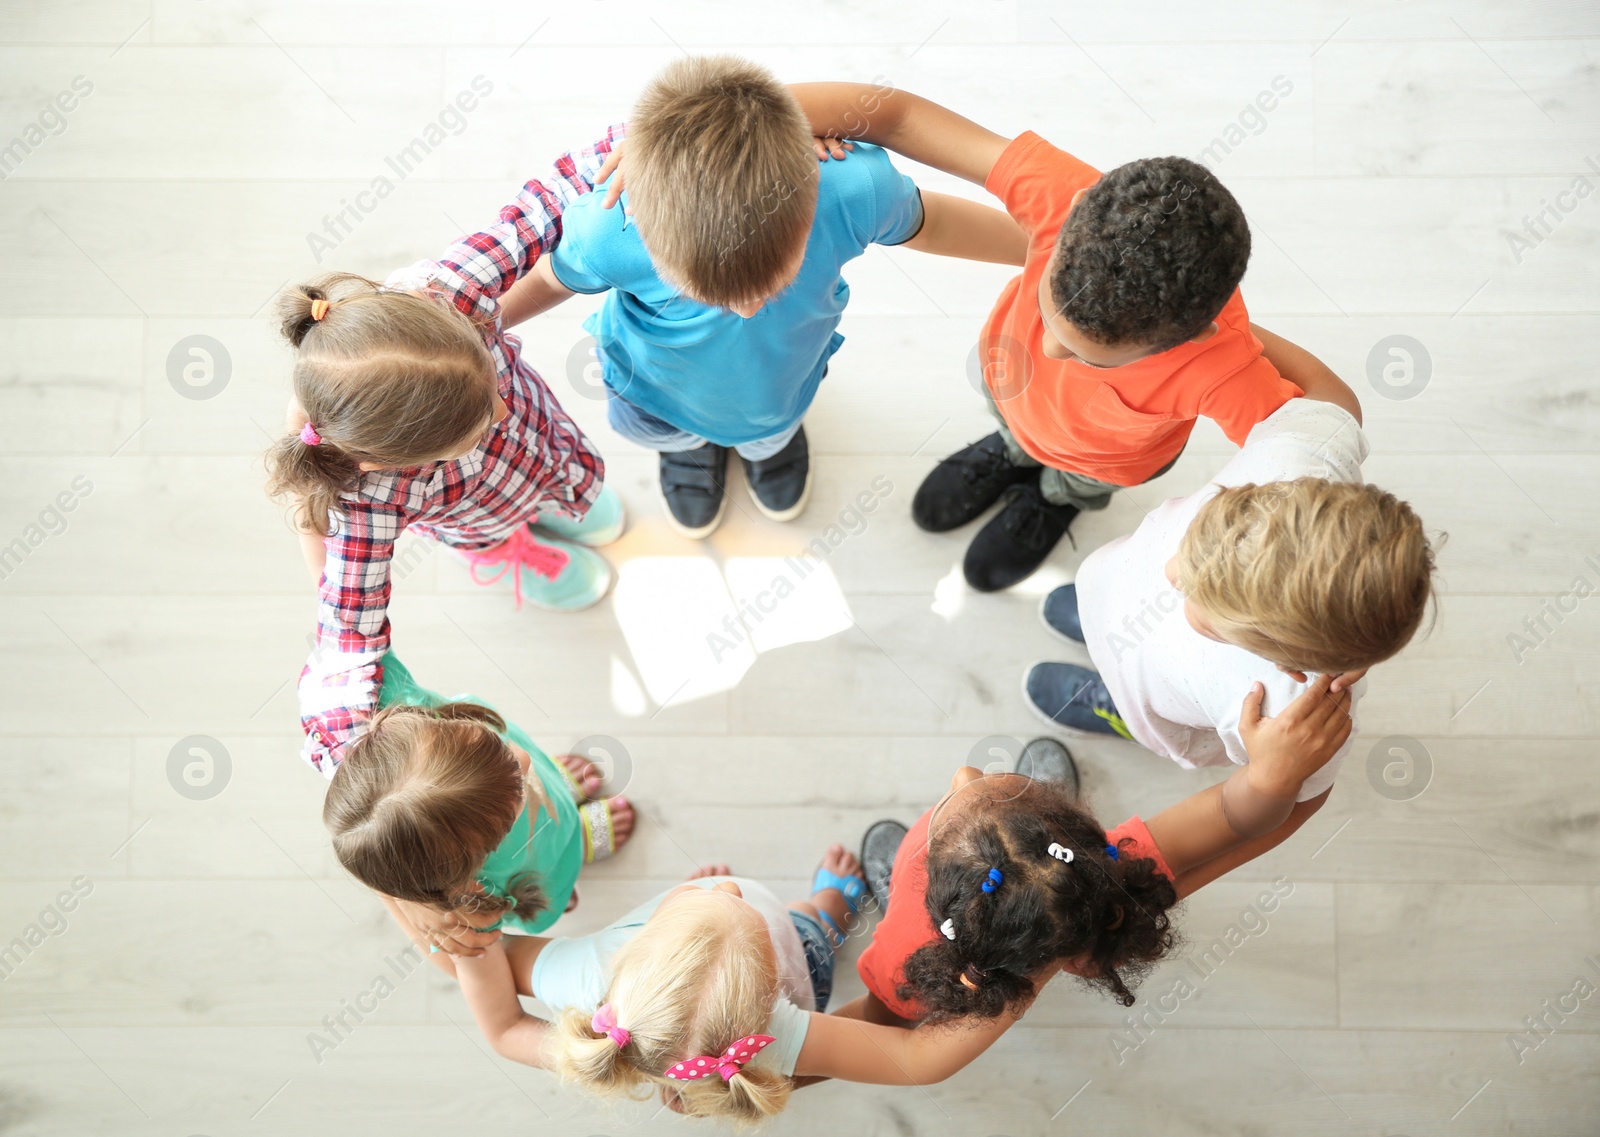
[267,131,625,775]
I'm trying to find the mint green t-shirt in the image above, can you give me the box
[377,655,581,934]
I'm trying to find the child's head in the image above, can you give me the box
[264,273,502,535]
[1039,157,1250,366]
[1172,477,1437,674]
[323,702,548,925]
[554,881,791,1125]
[903,768,1179,1019]
[626,55,817,316]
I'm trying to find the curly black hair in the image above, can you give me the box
[1047,156,1251,353]
[899,778,1180,1020]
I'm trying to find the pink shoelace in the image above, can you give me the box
[459,526,570,607]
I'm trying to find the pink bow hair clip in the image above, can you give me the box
[663,1034,776,1082]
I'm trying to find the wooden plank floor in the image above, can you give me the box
[1,2,1596,1133]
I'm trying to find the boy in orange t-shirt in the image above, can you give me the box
[793,84,1360,590]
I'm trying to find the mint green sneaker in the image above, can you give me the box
[531,484,626,547]
[461,527,612,611]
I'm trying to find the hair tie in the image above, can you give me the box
[1104,844,1120,861]
[959,963,986,991]
[299,421,323,446]
[1047,842,1074,864]
[590,1003,630,1048]
[980,867,1003,893]
[309,298,331,322]
[939,918,956,941]
[663,1034,776,1082]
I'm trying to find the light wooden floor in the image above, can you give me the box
[2,2,1597,1134]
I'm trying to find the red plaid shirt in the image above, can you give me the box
[298,128,623,775]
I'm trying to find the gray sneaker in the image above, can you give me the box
[1015,737,1080,797]
[859,819,906,916]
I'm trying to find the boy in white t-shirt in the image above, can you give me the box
[1025,384,1436,880]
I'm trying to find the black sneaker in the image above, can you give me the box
[741,426,811,522]
[962,481,1079,592]
[859,819,906,916]
[659,444,728,539]
[912,433,1035,533]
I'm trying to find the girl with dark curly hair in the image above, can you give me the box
[846,673,1352,1034]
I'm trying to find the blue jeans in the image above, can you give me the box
[606,390,802,462]
[787,910,836,1011]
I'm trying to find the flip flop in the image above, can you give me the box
[1016,737,1080,797]
[859,819,907,917]
[554,753,601,802]
[810,862,868,947]
[579,797,630,862]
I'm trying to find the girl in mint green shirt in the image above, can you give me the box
[324,655,632,944]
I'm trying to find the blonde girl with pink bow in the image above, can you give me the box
[420,843,1019,1124]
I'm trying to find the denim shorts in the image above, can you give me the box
[605,388,805,462]
[787,910,836,1011]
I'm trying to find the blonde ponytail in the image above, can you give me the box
[551,895,792,1126]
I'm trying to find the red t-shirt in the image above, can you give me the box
[856,805,1175,1021]
[979,132,1301,485]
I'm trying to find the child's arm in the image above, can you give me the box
[424,126,622,326]
[1252,324,1364,426]
[295,522,327,585]
[897,192,1028,266]
[1169,789,1330,898]
[499,256,579,328]
[1144,674,1351,886]
[454,942,557,1069]
[794,998,1027,1084]
[788,83,1011,187]
[387,897,558,1066]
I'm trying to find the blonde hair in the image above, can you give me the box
[553,891,791,1126]
[323,702,550,925]
[264,273,499,536]
[626,55,818,308]
[1175,478,1437,673]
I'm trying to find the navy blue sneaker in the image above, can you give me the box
[1040,583,1085,644]
[1023,662,1133,740]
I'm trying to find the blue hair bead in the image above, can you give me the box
[980,867,1003,893]
[1104,844,1119,861]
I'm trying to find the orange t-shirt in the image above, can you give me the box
[979,132,1302,486]
[856,805,1175,1021]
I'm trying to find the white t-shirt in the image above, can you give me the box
[529,876,813,1076]
[1076,399,1369,802]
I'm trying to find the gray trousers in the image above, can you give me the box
[986,388,1182,510]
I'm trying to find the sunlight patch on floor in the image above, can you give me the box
[611,552,853,713]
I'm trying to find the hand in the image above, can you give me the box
[1237,673,1353,798]
[393,897,503,957]
[813,135,853,161]
[596,143,626,210]
[1281,665,1368,694]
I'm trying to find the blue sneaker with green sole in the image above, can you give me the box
[1023,662,1133,740]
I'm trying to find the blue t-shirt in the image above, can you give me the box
[551,143,924,447]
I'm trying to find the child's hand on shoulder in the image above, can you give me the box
[395,896,503,957]
[597,143,627,210]
[813,135,853,161]
[1237,673,1352,797]
[1280,664,1368,694]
